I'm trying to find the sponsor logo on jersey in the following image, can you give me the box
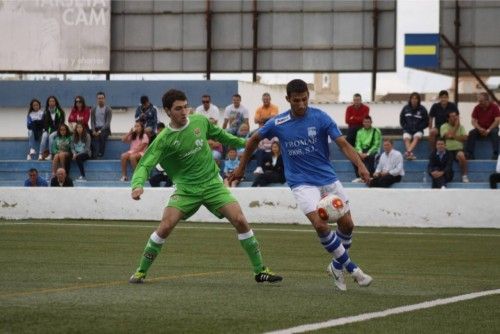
[275,114,291,125]
[195,139,203,147]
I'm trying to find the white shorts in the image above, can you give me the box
[291,181,350,215]
[403,132,423,140]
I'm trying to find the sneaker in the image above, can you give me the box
[351,267,372,287]
[255,267,283,283]
[119,176,128,182]
[253,166,264,174]
[26,154,32,160]
[351,178,363,183]
[46,154,52,160]
[77,176,87,182]
[441,186,447,189]
[462,175,469,183]
[407,152,416,160]
[129,271,146,284]
[38,154,43,161]
[327,262,347,291]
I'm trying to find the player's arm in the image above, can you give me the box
[207,120,246,148]
[336,136,370,182]
[130,137,164,200]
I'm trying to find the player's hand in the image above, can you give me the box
[358,165,371,183]
[131,188,144,200]
[228,166,244,183]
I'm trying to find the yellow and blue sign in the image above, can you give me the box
[404,34,440,68]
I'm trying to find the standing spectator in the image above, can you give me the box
[440,110,469,183]
[135,95,158,133]
[120,121,149,181]
[465,92,500,160]
[400,92,429,160]
[368,139,404,188]
[223,148,240,187]
[195,95,219,124]
[71,123,91,181]
[222,94,249,135]
[90,91,112,159]
[251,142,285,187]
[40,95,65,160]
[24,168,48,187]
[51,124,72,176]
[428,90,459,149]
[345,93,370,147]
[26,98,45,160]
[68,96,91,132]
[50,168,74,187]
[352,115,381,182]
[427,138,454,189]
[489,155,500,189]
[254,93,278,127]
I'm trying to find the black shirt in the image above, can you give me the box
[429,102,459,130]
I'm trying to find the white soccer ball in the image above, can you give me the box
[316,194,348,222]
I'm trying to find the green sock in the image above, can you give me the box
[239,231,264,274]
[137,232,164,274]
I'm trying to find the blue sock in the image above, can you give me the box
[319,231,358,273]
[332,229,353,270]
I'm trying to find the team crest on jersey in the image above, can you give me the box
[194,128,201,136]
[307,127,317,137]
[275,114,291,125]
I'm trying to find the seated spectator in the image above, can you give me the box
[252,142,285,187]
[222,94,249,135]
[24,168,48,187]
[428,138,453,189]
[223,148,240,187]
[68,96,91,132]
[254,92,278,127]
[195,95,219,124]
[90,91,112,159]
[149,164,173,188]
[440,110,469,182]
[50,168,74,187]
[368,139,404,188]
[120,121,149,181]
[345,93,370,147]
[236,123,250,157]
[428,90,459,149]
[400,92,429,160]
[26,98,45,160]
[490,155,500,189]
[71,123,91,181]
[40,95,65,160]
[208,139,223,166]
[135,95,158,133]
[51,124,72,176]
[252,134,277,175]
[352,115,381,182]
[465,92,499,160]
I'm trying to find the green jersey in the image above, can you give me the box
[440,122,466,151]
[132,114,246,189]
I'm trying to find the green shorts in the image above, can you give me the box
[167,178,237,219]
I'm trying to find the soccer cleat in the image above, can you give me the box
[351,268,372,287]
[327,262,347,291]
[255,267,283,283]
[129,271,146,284]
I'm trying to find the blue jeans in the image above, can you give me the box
[28,130,40,153]
[40,131,58,154]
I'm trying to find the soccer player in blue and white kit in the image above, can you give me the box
[232,79,372,290]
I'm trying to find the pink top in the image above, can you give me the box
[128,134,149,154]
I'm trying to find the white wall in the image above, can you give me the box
[2,187,499,228]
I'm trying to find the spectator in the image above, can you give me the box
[68,96,91,132]
[120,121,149,181]
[208,139,224,166]
[489,155,500,189]
[440,110,469,183]
[254,92,278,127]
[368,139,404,188]
[90,91,112,159]
[26,98,45,160]
[428,90,459,149]
[352,116,381,182]
[195,94,219,124]
[251,142,285,187]
[148,123,172,187]
[135,95,158,132]
[51,124,72,176]
[40,96,65,160]
[71,123,91,181]
[400,92,429,160]
[345,93,370,147]
[223,147,240,187]
[50,167,74,187]
[24,168,48,187]
[427,138,453,189]
[465,92,500,160]
[236,123,250,157]
[222,94,249,135]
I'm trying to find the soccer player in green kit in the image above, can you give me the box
[129,89,282,284]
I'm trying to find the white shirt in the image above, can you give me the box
[496,155,500,173]
[224,104,249,129]
[195,103,220,122]
[375,149,405,176]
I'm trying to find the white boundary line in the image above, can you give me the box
[264,289,500,334]
[0,221,499,238]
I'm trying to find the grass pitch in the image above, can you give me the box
[1,220,499,333]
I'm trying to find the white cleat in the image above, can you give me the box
[327,262,347,291]
[351,267,373,287]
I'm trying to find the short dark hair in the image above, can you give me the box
[162,89,187,109]
[383,138,393,144]
[157,122,165,130]
[364,115,372,121]
[436,137,445,143]
[262,92,271,98]
[286,79,309,96]
[447,110,458,118]
[202,94,211,100]
[353,93,362,99]
[28,168,38,174]
[438,90,448,97]
[96,91,105,97]
[232,94,241,99]
[140,95,149,104]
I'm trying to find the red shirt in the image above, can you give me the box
[472,103,500,129]
[345,103,370,127]
[68,107,91,130]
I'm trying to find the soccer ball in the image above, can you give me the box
[316,194,348,222]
